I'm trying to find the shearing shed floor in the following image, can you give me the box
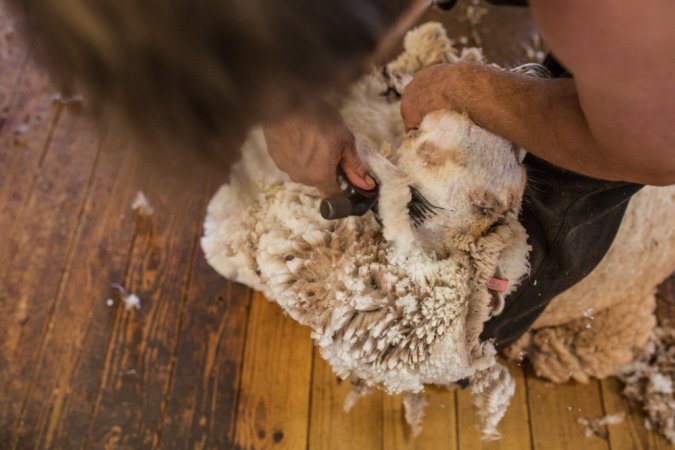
[0,1,673,449]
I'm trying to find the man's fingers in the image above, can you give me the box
[340,144,376,191]
[317,182,342,198]
[400,97,420,131]
[401,103,424,132]
[314,166,342,197]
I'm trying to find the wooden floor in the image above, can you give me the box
[1,3,673,450]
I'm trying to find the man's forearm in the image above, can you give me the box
[402,62,675,185]
[443,64,628,181]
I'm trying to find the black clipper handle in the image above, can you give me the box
[434,0,528,11]
[320,166,378,220]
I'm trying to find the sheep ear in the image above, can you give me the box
[353,134,377,161]
[355,135,404,183]
[380,142,393,159]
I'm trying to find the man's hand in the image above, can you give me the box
[264,102,376,197]
[401,63,462,131]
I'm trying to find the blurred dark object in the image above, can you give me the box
[433,0,460,11]
[542,53,572,78]
[485,0,529,6]
[5,0,410,161]
[435,0,528,11]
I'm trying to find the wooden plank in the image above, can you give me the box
[600,377,670,450]
[83,144,209,449]
[419,0,538,67]
[0,108,103,447]
[527,371,609,450]
[383,388,458,450]
[155,269,252,449]
[456,362,531,450]
[11,121,142,449]
[233,293,313,450]
[309,349,383,450]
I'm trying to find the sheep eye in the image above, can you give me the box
[407,187,441,227]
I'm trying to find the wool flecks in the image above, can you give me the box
[403,392,429,437]
[577,413,626,439]
[131,191,154,217]
[123,293,141,311]
[471,361,516,440]
[110,283,142,311]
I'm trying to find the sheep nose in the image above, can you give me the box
[470,190,506,219]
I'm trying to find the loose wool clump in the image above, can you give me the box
[202,23,530,438]
[618,326,675,444]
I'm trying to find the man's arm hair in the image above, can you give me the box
[434,64,675,185]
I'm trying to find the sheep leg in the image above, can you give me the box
[513,292,657,383]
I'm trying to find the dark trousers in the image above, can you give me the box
[481,155,642,348]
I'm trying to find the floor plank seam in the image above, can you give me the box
[80,229,139,448]
[305,348,316,450]
[80,282,127,450]
[379,371,384,450]
[203,172,259,449]
[523,365,536,450]
[454,387,460,450]
[229,287,255,447]
[33,105,62,168]
[596,379,612,450]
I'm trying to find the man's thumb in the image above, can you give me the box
[340,146,376,191]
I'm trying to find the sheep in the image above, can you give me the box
[203,23,530,439]
[202,120,528,439]
[202,22,675,440]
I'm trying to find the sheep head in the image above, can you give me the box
[358,110,527,256]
